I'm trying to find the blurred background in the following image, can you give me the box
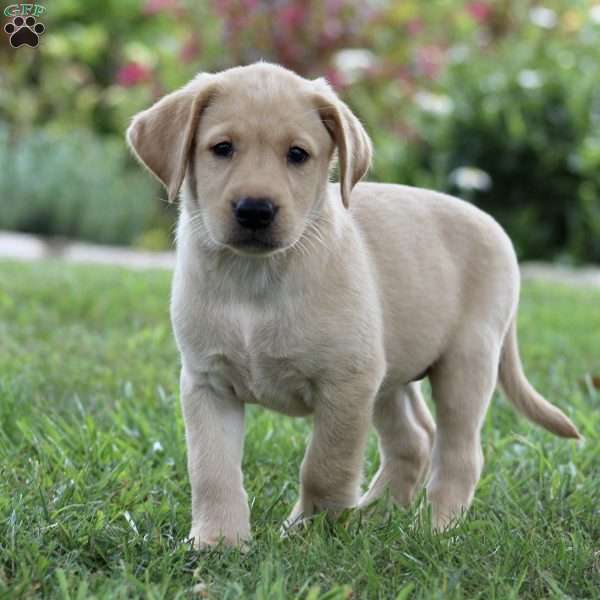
[1,0,599,262]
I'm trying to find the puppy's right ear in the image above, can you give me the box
[126,74,218,203]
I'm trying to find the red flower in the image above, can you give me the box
[116,62,151,87]
[278,4,306,29]
[466,2,492,23]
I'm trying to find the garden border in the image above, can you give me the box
[1,230,599,286]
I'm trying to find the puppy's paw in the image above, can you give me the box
[281,495,358,538]
[358,467,391,509]
[187,526,250,551]
[428,507,465,532]
[280,499,310,538]
[425,485,471,532]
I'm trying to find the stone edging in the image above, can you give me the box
[0,231,175,270]
[1,230,599,286]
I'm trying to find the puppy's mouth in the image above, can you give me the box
[226,236,285,256]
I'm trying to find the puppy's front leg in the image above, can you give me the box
[180,368,249,549]
[285,377,379,528]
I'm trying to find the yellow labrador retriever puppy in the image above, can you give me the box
[127,62,580,548]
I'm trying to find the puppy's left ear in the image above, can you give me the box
[126,74,218,203]
[314,83,372,208]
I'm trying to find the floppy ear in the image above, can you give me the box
[314,87,372,208]
[126,75,217,203]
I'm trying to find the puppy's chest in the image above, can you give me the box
[195,305,321,415]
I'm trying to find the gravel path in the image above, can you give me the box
[0,231,175,270]
[519,262,600,288]
[1,230,599,286]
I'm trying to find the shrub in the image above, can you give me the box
[2,1,599,262]
[0,127,162,246]
[437,45,600,263]
[354,3,600,263]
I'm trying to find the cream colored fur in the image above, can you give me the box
[126,63,580,548]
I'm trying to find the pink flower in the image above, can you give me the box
[396,66,414,85]
[277,40,302,66]
[324,66,344,90]
[415,45,444,79]
[215,0,259,12]
[213,0,233,16]
[406,18,423,36]
[466,2,492,23]
[116,62,151,87]
[320,17,344,47]
[180,36,201,62]
[143,0,180,15]
[325,0,344,15]
[278,4,306,29]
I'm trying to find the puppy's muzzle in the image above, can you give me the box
[233,198,278,231]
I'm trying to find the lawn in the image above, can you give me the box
[0,260,598,599]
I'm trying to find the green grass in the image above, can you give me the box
[0,260,598,599]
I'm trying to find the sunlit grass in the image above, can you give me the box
[0,260,598,599]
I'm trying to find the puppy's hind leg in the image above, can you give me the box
[408,381,436,451]
[426,330,500,529]
[360,383,434,508]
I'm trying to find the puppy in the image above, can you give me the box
[127,62,580,548]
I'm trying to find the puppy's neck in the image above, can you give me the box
[176,191,345,304]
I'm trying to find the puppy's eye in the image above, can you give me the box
[287,146,310,165]
[211,141,234,158]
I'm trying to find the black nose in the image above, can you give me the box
[233,197,277,230]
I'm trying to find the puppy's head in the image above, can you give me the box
[127,63,371,256]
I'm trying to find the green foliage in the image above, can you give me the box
[359,4,600,262]
[0,0,214,134]
[1,1,599,260]
[0,260,599,597]
[0,127,162,245]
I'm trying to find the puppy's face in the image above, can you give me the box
[191,67,333,255]
[127,63,372,257]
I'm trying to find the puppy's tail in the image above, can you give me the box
[498,318,581,439]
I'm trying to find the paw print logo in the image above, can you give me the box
[4,15,45,48]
